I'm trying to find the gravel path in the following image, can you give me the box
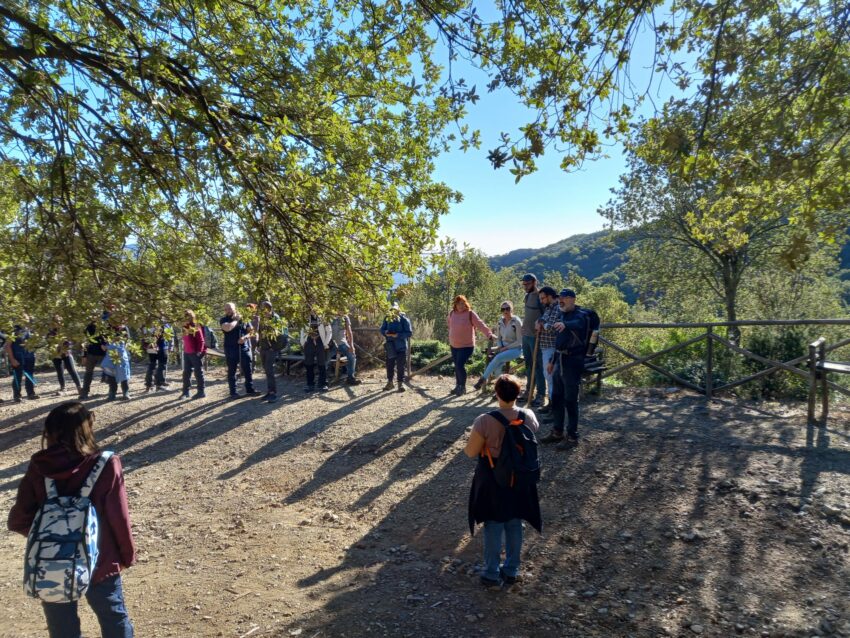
[1,369,848,637]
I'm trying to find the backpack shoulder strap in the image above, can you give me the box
[44,477,58,500]
[487,410,510,427]
[79,451,114,499]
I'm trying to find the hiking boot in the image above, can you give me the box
[555,436,579,450]
[319,385,330,392]
[346,377,362,386]
[456,385,466,396]
[56,388,67,396]
[144,387,153,394]
[119,392,131,401]
[245,389,259,396]
[106,393,116,402]
[266,394,278,403]
[13,396,22,403]
[156,386,168,392]
[539,430,564,444]
[192,391,206,399]
[179,391,190,399]
[499,569,520,585]
[397,383,406,393]
[228,392,241,400]
[530,396,543,408]
[26,394,39,400]
[383,381,394,391]
[304,385,315,393]
[479,575,502,589]
[473,378,485,391]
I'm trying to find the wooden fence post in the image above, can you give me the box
[705,326,713,400]
[808,340,818,424]
[819,339,828,422]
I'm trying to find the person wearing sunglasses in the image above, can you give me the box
[473,301,523,391]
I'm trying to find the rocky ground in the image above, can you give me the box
[0,366,849,638]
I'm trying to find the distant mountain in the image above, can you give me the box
[490,229,850,302]
[489,229,634,289]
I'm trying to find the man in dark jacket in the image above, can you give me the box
[380,303,412,392]
[540,289,589,449]
[80,313,108,399]
[6,316,37,401]
[220,303,257,398]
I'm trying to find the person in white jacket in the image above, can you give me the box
[473,301,524,390]
[301,313,332,392]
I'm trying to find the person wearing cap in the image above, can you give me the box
[257,300,284,402]
[520,274,545,406]
[380,302,413,392]
[473,301,522,390]
[535,286,560,411]
[540,289,588,449]
[447,295,494,396]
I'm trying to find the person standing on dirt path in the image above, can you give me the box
[447,295,494,396]
[220,303,257,399]
[465,374,541,588]
[180,310,206,400]
[380,302,412,392]
[535,286,560,413]
[257,301,283,403]
[48,315,82,397]
[301,313,331,393]
[8,401,136,637]
[539,289,589,449]
[80,312,108,400]
[6,314,38,402]
[519,273,545,407]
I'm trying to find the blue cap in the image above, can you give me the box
[559,288,576,298]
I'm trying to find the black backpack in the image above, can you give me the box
[484,410,541,488]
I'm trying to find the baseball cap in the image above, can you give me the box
[559,288,576,298]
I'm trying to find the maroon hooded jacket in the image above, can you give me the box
[7,445,136,584]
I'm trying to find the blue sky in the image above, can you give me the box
[431,20,687,258]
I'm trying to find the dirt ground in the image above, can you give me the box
[1,366,849,638]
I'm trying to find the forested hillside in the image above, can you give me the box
[489,229,850,301]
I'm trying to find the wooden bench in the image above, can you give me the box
[808,337,850,424]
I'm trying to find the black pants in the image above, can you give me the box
[144,352,168,388]
[304,337,327,387]
[451,346,474,388]
[11,354,36,399]
[53,356,81,390]
[386,352,406,383]
[81,353,104,397]
[182,353,205,393]
[550,353,584,438]
[107,378,129,399]
[225,348,254,394]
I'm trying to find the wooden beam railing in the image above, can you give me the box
[597,319,850,407]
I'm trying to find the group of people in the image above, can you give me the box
[4,274,599,635]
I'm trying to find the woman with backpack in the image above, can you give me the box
[7,401,136,637]
[447,295,494,396]
[465,374,541,588]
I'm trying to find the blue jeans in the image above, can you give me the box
[450,346,475,388]
[481,347,522,381]
[11,353,36,399]
[522,335,545,397]
[327,342,356,379]
[42,574,134,638]
[225,347,254,394]
[482,518,523,580]
[541,346,556,399]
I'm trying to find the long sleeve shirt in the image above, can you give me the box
[495,315,524,350]
[447,310,493,348]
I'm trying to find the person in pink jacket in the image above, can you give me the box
[447,295,494,396]
[8,401,136,637]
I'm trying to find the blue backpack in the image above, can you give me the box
[24,452,113,602]
[485,410,541,488]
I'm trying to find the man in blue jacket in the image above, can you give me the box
[539,289,589,448]
[380,302,412,392]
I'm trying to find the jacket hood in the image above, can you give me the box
[29,444,96,481]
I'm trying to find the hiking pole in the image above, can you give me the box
[528,328,540,403]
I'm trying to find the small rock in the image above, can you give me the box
[809,537,823,549]
[690,624,704,634]
[465,614,477,623]
[406,594,425,604]
[822,504,842,517]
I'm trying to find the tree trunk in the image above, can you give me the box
[721,256,741,346]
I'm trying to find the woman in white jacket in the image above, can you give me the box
[473,301,524,390]
[301,314,332,392]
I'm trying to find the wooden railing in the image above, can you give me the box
[597,319,850,402]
